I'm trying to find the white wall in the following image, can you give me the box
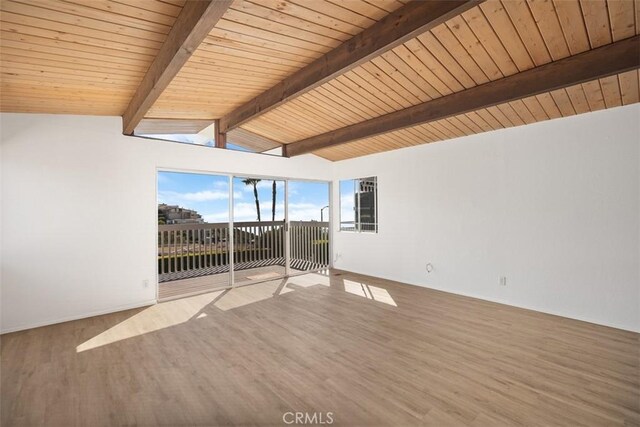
[2,106,639,334]
[333,104,640,332]
[0,114,332,333]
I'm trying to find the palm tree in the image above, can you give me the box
[242,178,261,221]
[271,180,277,221]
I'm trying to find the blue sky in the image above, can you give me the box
[158,171,330,223]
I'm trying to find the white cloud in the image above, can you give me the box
[202,201,330,223]
[159,190,241,204]
[159,176,331,224]
[181,190,229,202]
[229,202,280,222]
[340,194,355,221]
[288,202,326,220]
[258,180,285,190]
[289,206,328,222]
[202,212,230,223]
[340,194,354,208]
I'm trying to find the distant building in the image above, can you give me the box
[158,203,204,224]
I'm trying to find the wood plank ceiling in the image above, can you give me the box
[146,0,407,120]
[232,0,640,160]
[0,0,186,116]
[1,0,638,160]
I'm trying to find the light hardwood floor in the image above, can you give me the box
[2,270,638,426]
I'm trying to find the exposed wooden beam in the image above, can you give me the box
[214,119,226,149]
[284,35,640,157]
[219,0,482,133]
[122,0,232,135]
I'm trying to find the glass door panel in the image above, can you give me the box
[288,180,331,275]
[232,177,286,286]
[157,172,230,300]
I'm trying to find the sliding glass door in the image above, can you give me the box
[157,171,330,300]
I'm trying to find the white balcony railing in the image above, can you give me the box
[158,221,329,282]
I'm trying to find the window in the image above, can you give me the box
[137,122,269,154]
[340,177,378,233]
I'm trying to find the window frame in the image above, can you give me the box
[339,176,378,234]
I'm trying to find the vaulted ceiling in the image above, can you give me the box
[1,0,638,160]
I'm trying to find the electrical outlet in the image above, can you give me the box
[426,263,433,273]
[142,279,149,288]
[499,276,507,286]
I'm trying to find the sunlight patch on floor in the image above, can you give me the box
[285,272,331,288]
[77,272,339,352]
[343,280,397,306]
[76,291,223,352]
[214,281,289,311]
[214,273,331,310]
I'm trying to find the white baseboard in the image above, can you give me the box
[1,299,157,334]
[333,267,640,333]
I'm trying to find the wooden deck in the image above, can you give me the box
[159,265,293,300]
